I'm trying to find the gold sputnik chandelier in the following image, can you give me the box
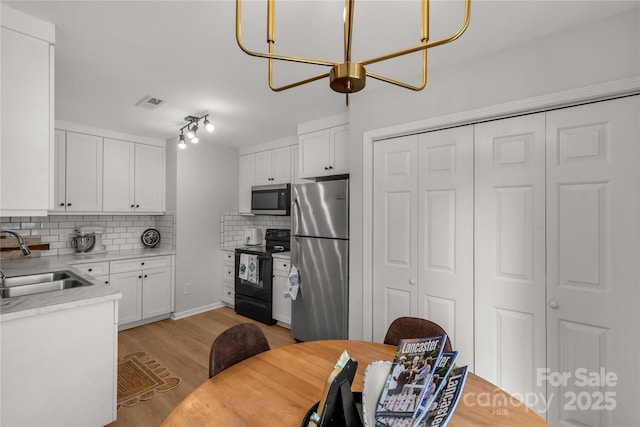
[236,0,471,104]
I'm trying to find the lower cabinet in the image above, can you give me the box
[73,260,110,285]
[221,250,235,306]
[109,255,172,329]
[272,256,291,326]
[1,300,118,426]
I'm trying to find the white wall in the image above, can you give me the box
[347,9,640,339]
[173,140,238,314]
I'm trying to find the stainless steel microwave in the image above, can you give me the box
[251,183,291,216]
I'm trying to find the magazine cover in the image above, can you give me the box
[375,335,447,420]
[416,365,469,427]
[411,351,458,420]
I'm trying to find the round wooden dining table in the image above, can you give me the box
[162,340,549,427]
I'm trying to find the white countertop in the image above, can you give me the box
[0,248,174,322]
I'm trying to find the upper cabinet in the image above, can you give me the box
[298,123,349,179]
[239,153,256,214]
[238,136,296,214]
[53,131,103,212]
[133,143,165,213]
[53,122,166,214]
[103,138,165,213]
[255,146,291,185]
[0,5,55,216]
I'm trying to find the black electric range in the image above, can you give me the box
[234,229,290,324]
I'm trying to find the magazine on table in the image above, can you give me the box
[411,351,458,421]
[415,365,469,427]
[375,335,447,421]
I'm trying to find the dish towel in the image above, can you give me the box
[283,264,300,301]
[246,254,259,285]
[238,254,249,281]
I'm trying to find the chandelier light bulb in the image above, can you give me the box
[191,136,199,144]
[186,125,197,139]
[178,139,187,149]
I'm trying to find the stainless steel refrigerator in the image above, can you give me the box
[291,178,349,341]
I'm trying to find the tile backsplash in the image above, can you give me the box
[0,213,175,256]
[220,212,290,249]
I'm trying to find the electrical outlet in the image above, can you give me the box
[184,283,192,295]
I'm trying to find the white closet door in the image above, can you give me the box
[417,126,474,368]
[372,134,419,342]
[546,96,639,427]
[474,113,547,415]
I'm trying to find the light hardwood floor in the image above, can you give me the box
[109,307,296,427]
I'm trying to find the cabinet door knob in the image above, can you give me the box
[141,262,145,266]
[136,204,140,208]
[408,278,416,286]
[138,275,142,279]
[548,300,559,309]
[324,166,329,170]
[59,203,65,207]
[144,275,148,278]
[131,204,135,208]
[329,166,333,170]
[105,280,109,285]
[67,203,72,206]
[88,268,93,272]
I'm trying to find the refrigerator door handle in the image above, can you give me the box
[291,236,299,267]
[291,197,300,234]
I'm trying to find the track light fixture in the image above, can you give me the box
[177,114,214,148]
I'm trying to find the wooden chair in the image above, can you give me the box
[383,316,453,352]
[209,323,271,378]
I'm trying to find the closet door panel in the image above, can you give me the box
[372,135,419,342]
[418,126,474,368]
[546,96,640,427]
[474,113,547,416]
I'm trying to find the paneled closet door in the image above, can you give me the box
[546,96,639,427]
[474,113,547,415]
[372,134,419,342]
[417,126,474,368]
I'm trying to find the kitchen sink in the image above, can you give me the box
[0,270,94,298]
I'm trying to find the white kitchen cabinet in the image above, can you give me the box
[109,255,172,329]
[272,255,291,326]
[255,146,291,185]
[291,145,305,185]
[103,138,165,213]
[134,143,165,212]
[73,260,110,285]
[0,8,54,216]
[239,153,256,214]
[1,300,118,426]
[299,124,349,178]
[53,130,103,212]
[103,138,134,212]
[221,250,235,306]
[110,270,142,325]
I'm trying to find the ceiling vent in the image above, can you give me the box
[135,95,165,110]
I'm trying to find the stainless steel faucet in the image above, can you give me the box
[0,230,32,256]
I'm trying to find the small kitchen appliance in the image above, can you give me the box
[251,183,291,215]
[72,225,106,254]
[244,227,262,246]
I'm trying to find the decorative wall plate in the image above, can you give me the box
[141,228,161,248]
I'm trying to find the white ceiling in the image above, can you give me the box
[4,0,638,148]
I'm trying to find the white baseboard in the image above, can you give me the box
[171,302,225,320]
